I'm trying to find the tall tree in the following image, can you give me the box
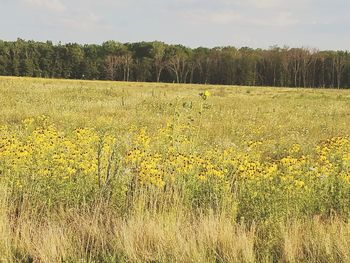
[0,39,349,89]
[333,51,347,89]
[151,41,167,82]
[167,45,191,83]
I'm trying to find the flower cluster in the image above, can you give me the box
[1,117,350,216]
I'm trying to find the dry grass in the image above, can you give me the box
[1,193,350,262]
[1,76,350,151]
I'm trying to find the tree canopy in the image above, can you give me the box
[0,39,349,88]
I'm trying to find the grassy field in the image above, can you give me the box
[1,76,350,262]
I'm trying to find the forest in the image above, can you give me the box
[0,38,349,88]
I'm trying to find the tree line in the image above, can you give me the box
[0,38,349,88]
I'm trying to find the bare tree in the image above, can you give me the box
[105,55,122,80]
[300,48,316,88]
[152,42,167,82]
[121,53,133,81]
[195,56,211,84]
[333,51,347,89]
[167,50,190,83]
[288,48,303,87]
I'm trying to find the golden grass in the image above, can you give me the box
[1,194,350,262]
[1,76,350,149]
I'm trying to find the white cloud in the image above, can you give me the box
[250,12,300,27]
[23,0,65,12]
[218,0,312,9]
[1,0,347,49]
[184,10,242,25]
[183,9,299,27]
[60,13,111,32]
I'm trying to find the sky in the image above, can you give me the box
[0,0,349,50]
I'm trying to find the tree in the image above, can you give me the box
[166,45,191,83]
[105,55,121,80]
[121,52,133,81]
[151,41,167,82]
[333,51,347,89]
[192,47,211,84]
[0,38,349,89]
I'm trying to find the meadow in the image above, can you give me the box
[1,76,350,262]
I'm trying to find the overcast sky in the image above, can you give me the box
[0,0,349,50]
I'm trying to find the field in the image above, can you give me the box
[1,76,350,262]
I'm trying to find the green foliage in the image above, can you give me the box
[0,39,349,87]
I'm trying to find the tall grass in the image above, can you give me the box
[1,187,350,262]
[1,77,350,262]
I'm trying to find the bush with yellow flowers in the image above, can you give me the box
[125,124,235,212]
[0,116,129,209]
[1,116,350,221]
